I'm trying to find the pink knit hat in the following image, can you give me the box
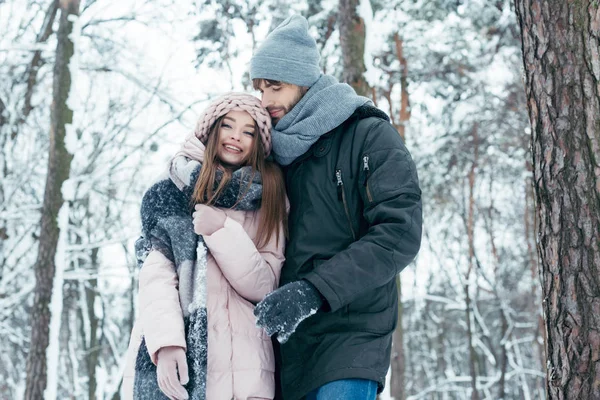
[194,92,272,157]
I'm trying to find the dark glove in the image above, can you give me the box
[254,280,324,343]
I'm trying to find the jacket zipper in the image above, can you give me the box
[363,155,373,202]
[335,169,357,240]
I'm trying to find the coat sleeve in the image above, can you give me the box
[202,211,285,304]
[138,250,187,365]
[304,119,423,312]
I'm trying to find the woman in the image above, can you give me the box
[122,93,287,400]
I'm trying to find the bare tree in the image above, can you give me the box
[515,0,600,398]
[23,0,80,398]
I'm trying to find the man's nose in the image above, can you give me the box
[261,93,272,109]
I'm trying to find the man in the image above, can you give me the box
[251,15,422,400]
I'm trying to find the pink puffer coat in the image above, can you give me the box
[122,206,285,400]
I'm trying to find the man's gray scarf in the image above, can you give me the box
[271,74,371,166]
[133,156,262,400]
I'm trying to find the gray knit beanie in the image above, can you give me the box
[250,15,321,87]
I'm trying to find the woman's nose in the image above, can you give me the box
[230,130,241,140]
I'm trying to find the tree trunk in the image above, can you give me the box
[23,1,79,398]
[390,275,406,400]
[62,281,80,396]
[388,32,412,400]
[515,0,600,398]
[524,160,546,397]
[393,33,411,140]
[465,285,479,400]
[498,307,509,400]
[86,248,100,400]
[16,0,59,139]
[465,123,480,400]
[338,0,370,96]
[486,175,509,400]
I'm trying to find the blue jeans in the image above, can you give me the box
[305,379,378,400]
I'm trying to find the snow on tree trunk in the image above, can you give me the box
[23,0,79,398]
[45,187,70,400]
[84,248,101,400]
[515,0,600,398]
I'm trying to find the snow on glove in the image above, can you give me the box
[156,346,190,400]
[254,280,324,344]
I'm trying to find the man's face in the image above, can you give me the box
[256,80,304,126]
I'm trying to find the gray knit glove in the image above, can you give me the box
[254,280,324,343]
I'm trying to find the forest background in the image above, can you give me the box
[0,0,551,399]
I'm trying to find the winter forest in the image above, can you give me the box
[1,0,599,399]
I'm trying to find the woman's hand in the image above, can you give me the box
[156,346,189,400]
[193,204,227,236]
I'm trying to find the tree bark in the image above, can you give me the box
[393,33,411,140]
[338,0,370,96]
[524,160,547,394]
[466,123,480,400]
[486,175,509,400]
[515,0,600,398]
[23,1,79,398]
[85,248,100,400]
[389,32,412,400]
[17,0,59,132]
[390,275,406,400]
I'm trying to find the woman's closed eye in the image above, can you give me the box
[221,123,232,129]
[244,131,255,137]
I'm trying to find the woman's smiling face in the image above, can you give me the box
[216,110,256,168]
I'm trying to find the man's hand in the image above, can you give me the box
[156,346,189,400]
[254,280,324,343]
[193,204,227,236]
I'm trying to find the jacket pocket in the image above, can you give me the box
[362,154,373,203]
[347,284,397,334]
[335,169,357,240]
[362,149,421,205]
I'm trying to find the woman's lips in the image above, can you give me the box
[223,144,242,153]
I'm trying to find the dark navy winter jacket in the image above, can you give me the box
[277,105,423,399]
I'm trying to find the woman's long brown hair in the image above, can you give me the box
[192,115,287,248]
